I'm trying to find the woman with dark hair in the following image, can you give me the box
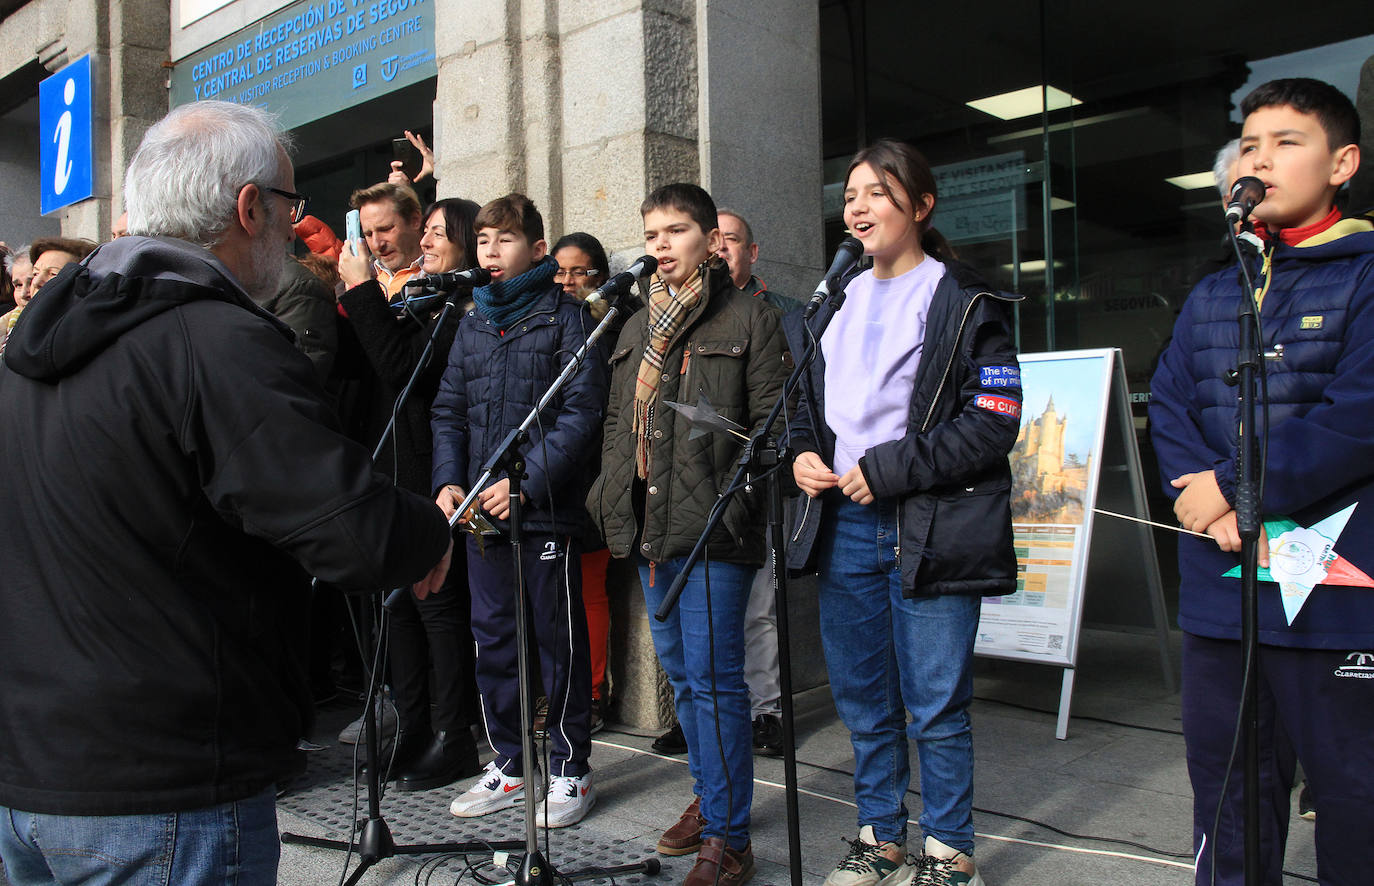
[336,197,483,790]
[552,232,610,311]
[550,231,617,733]
[788,138,1020,886]
[423,198,482,282]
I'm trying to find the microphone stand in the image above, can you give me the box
[652,271,854,886]
[445,285,659,886]
[1223,219,1264,886]
[281,287,522,885]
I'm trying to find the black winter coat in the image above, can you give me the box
[431,286,608,538]
[251,256,339,382]
[340,280,459,495]
[785,259,1022,596]
[0,236,450,815]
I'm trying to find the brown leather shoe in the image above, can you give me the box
[656,796,707,856]
[683,838,754,886]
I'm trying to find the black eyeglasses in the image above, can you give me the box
[263,186,309,224]
[554,267,602,281]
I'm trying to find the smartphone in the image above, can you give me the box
[392,137,422,180]
[345,209,361,252]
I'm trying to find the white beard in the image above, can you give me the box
[239,226,285,301]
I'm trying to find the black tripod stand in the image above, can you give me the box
[440,261,661,886]
[281,288,522,884]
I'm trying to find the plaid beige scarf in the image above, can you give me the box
[632,259,716,478]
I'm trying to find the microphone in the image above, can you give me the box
[1225,176,1266,225]
[803,236,864,319]
[412,267,493,291]
[394,267,494,314]
[583,255,658,305]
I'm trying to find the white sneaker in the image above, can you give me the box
[913,835,983,886]
[449,762,536,817]
[538,773,596,828]
[338,695,397,745]
[824,825,914,886]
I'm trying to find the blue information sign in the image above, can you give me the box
[169,0,437,132]
[39,55,95,215]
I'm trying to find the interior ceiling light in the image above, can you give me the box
[1165,172,1217,190]
[967,85,1082,121]
[1001,259,1066,273]
[986,107,1148,145]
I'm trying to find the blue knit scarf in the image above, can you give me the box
[472,256,558,331]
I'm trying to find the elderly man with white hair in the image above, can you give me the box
[0,100,453,884]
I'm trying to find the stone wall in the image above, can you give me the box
[0,0,169,240]
[698,0,822,299]
[431,0,822,273]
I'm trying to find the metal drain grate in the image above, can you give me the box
[277,746,673,883]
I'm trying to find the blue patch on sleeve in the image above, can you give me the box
[980,365,1021,388]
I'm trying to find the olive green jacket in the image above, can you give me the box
[588,261,789,566]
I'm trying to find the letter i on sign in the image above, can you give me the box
[40,54,93,214]
[52,77,75,195]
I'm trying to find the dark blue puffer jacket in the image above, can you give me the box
[431,286,608,539]
[1149,220,1374,648]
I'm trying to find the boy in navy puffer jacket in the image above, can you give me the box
[432,194,606,829]
[1150,78,1374,886]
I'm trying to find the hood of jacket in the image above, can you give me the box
[4,235,291,382]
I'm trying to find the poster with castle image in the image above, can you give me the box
[976,350,1115,666]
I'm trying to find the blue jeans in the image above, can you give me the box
[817,497,980,853]
[639,556,754,850]
[0,788,279,885]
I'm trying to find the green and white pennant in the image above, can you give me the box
[1223,503,1374,625]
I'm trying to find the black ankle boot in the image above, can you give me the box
[396,729,481,792]
[359,726,429,781]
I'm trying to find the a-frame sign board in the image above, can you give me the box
[974,349,1173,739]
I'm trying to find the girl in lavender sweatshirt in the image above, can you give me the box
[787,139,1022,886]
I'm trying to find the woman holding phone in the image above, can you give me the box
[336,198,484,791]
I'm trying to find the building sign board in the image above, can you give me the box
[170,0,436,131]
[39,55,95,215]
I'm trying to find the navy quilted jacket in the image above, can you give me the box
[1149,220,1374,647]
[431,286,608,538]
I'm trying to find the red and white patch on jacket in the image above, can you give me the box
[974,394,1021,419]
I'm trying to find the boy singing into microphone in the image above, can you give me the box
[1150,78,1374,884]
[432,193,606,828]
[590,183,788,886]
